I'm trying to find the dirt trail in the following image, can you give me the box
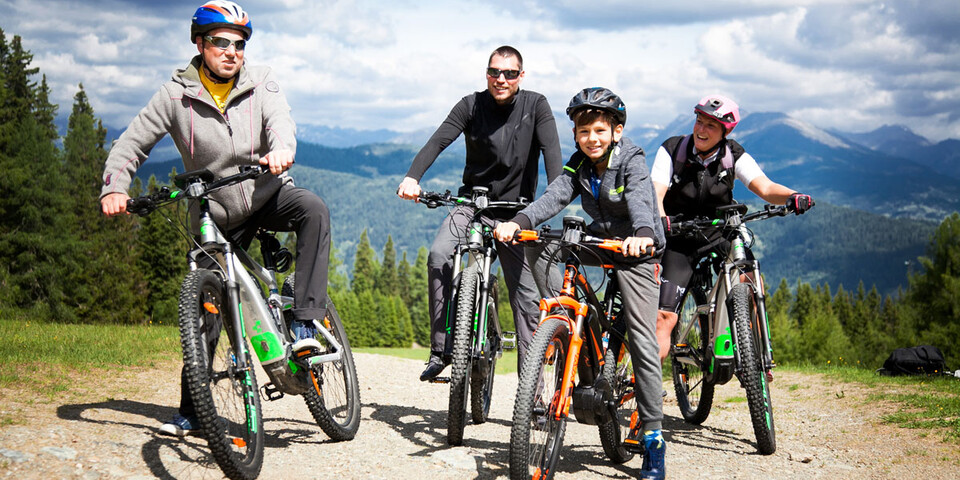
[0,353,957,479]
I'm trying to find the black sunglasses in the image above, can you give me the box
[204,35,246,51]
[486,67,521,80]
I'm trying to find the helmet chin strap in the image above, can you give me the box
[201,62,234,84]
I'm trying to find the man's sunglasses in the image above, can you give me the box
[486,68,521,80]
[204,35,246,51]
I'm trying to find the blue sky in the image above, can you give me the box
[3,0,959,141]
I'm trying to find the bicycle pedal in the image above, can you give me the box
[623,437,645,454]
[429,377,451,384]
[501,331,517,350]
[260,382,284,401]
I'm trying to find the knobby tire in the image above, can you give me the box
[671,285,715,424]
[447,263,479,446]
[470,279,499,424]
[598,333,636,464]
[509,317,569,480]
[282,276,361,441]
[179,269,264,480]
[730,283,777,454]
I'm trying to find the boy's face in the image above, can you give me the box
[575,119,623,162]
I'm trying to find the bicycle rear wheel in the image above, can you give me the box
[448,263,479,446]
[671,285,715,424]
[471,279,499,424]
[510,317,569,480]
[730,283,776,454]
[179,269,263,480]
[598,331,637,463]
[283,277,361,441]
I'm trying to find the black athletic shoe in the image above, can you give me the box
[419,354,448,381]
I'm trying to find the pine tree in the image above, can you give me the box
[61,84,147,323]
[351,229,379,295]
[408,247,430,347]
[0,32,72,319]
[376,235,399,296]
[327,242,350,293]
[905,213,960,368]
[135,175,186,323]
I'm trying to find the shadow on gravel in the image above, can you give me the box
[56,399,224,478]
[365,402,639,479]
[56,398,176,433]
[662,413,759,454]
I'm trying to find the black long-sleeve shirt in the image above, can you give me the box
[405,89,563,202]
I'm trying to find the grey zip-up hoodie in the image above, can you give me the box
[513,137,665,259]
[100,55,296,230]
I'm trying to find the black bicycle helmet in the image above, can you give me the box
[566,87,627,126]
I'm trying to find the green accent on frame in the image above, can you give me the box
[251,331,284,363]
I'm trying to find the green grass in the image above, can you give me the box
[0,316,181,390]
[790,363,960,443]
[355,347,519,375]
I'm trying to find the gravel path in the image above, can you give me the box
[1,353,957,479]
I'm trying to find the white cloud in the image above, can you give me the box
[1,0,959,142]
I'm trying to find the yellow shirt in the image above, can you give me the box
[199,68,235,113]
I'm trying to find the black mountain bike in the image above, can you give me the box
[127,166,360,479]
[418,186,525,445]
[669,203,794,455]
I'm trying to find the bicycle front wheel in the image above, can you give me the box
[671,285,715,424]
[730,283,776,454]
[448,263,479,446]
[179,269,264,480]
[510,317,569,480]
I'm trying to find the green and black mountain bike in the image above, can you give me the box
[669,203,797,455]
[127,166,360,480]
[418,187,525,445]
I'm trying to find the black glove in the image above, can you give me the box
[786,193,814,214]
[661,215,681,236]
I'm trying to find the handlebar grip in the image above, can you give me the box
[515,230,540,242]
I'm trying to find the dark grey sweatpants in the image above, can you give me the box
[427,205,541,370]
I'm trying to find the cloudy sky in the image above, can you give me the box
[3,0,959,142]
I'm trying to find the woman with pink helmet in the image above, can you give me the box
[649,94,815,363]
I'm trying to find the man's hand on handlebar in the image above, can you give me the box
[397,176,422,201]
[260,149,294,175]
[622,236,655,257]
[101,192,130,216]
[494,221,521,243]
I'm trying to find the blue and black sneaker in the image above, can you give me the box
[638,429,666,480]
[158,414,199,437]
[291,319,322,354]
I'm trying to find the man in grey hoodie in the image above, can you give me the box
[99,1,330,437]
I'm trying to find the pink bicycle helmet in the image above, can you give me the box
[191,0,252,42]
[695,95,740,134]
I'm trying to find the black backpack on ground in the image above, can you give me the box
[878,345,948,376]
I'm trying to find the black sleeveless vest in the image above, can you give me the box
[661,135,746,218]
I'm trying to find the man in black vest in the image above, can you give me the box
[650,95,814,362]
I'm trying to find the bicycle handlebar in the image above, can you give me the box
[515,228,655,257]
[670,204,788,236]
[417,190,528,211]
[126,165,270,217]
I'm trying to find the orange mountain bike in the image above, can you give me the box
[508,216,653,480]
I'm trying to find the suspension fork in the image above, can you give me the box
[222,243,254,374]
[473,244,495,355]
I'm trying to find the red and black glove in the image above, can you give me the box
[786,193,814,214]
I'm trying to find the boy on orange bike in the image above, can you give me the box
[494,87,667,480]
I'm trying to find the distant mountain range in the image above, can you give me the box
[119,111,956,294]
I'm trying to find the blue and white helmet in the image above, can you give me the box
[191,1,252,42]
